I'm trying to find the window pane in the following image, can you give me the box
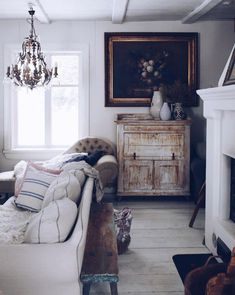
[51,87,79,146]
[52,55,79,85]
[17,88,45,146]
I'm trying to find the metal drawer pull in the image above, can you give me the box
[133,152,136,160]
[172,153,175,160]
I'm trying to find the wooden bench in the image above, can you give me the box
[81,203,119,295]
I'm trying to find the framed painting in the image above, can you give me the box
[105,32,198,107]
[223,46,235,86]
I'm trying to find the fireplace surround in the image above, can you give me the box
[230,158,235,223]
[197,84,235,254]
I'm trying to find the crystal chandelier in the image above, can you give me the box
[6,8,58,90]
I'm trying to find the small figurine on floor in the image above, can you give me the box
[114,208,132,254]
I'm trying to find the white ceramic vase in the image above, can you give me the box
[149,91,163,119]
[160,102,171,121]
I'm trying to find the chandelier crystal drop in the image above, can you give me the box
[6,8,58,90]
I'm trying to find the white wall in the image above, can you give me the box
[0,19,234,170]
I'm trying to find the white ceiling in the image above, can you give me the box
[0,0,234,24]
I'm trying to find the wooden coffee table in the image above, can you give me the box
[81,203,119,295]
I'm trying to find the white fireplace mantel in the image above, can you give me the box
[197,84,235,253]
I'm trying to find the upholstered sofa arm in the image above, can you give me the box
[94,155,118,189]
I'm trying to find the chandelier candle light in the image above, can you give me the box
[6,8,58,90]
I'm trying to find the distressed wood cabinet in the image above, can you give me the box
[116,114,191,196]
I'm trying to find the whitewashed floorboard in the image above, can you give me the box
[130,208,205,229]
[118,247,209,275]
[90,199,207,295]
[131,228,204,248]
[114,200,196,210]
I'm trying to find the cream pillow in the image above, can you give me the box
[24,198,77,243]
[42,171,81,208]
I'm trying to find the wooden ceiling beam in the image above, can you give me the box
[182,0,225,24]
[112,0,129,24]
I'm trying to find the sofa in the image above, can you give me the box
[0,137,118,295]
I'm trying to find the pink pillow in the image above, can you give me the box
[29,161,62,175]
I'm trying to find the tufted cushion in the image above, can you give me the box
[64,137,116,156]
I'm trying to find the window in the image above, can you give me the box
[4,45,89,160]
[15,55,79,148]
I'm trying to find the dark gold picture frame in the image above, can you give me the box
[223,47,235,86]
[105,32,198,107]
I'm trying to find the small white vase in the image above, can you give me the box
[160,102,171,121]
[149,91,163,119]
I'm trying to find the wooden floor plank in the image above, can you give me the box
[117,273,184,292]
[118,247,209,275]
[131,229,204,248]
[114,200,195,210]
[131,209,205,229]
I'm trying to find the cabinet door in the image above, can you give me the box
[123,160,153,192]
[154,160,185,191]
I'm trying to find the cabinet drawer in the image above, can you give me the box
[124,133,184,158]
[124,125,185,133]
[125,132,184,146]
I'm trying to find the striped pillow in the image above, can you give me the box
[24,198,78,243]
[15,163,61,212]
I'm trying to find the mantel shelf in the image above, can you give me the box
[197,85,235,101]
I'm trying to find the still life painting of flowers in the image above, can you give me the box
[138,51,169,91]
[105,32,198,107]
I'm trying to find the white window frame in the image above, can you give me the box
[3,43,90,160]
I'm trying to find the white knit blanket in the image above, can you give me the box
[0,197,33,244]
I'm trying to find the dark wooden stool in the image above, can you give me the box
[81,203,119,295]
